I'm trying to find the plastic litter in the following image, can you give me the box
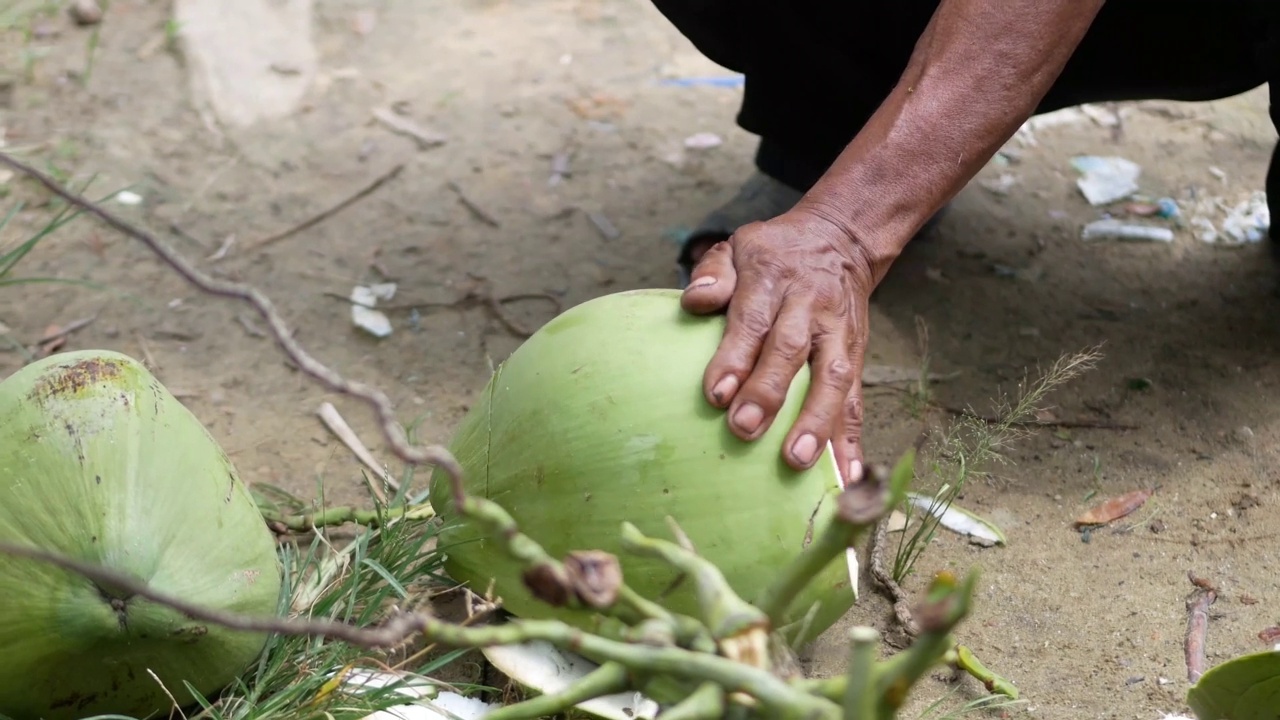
[659,75,745,89]
[1156,197,1181,219]
[683,132,723,150]
[350,283,397,338]
[1217,191,1270,244]
[114,190,143,205]
[1071,155,1142,206]
[1189,191,1270,245]
[1081,218,1174,243]
[980,173,1018,195]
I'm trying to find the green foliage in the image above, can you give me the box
[1186,649,1280,720]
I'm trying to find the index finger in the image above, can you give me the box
[701,270,783,410]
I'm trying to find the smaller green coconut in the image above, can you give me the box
[0,350,284,720]
[430,288,856,648]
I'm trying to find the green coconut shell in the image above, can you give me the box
[430,288,855,647]
[0,350,283,720]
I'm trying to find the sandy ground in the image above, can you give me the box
[2,1,1279,718]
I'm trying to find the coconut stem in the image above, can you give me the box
[659,682,727,719]
[841,627,880,719]
[618,521,769,645]
[259,503,434,531]
[482,661,631,720]
[425,618,838,718]
[754,513,863,635]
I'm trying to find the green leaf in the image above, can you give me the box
[1186,649,1280,719]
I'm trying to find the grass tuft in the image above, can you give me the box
[892,342,1103,584]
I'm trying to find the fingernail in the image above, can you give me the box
[688,276,717,290]
[791,434,818,466]
[732,403,763,434]
[847,460,864,485]
[710,375,738,404]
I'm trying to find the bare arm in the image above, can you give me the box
[800,0,1108,276]
[683,0,1108,478]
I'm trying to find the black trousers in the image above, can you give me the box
[650,1,1280,223]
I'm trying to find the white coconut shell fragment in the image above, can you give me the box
[906,492,1008,547]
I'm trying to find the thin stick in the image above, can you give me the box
[135,332,159,371]
[0,151,462,478]
[36,314,98,345]
[241,163,405,254]
[1184,571,1217,684]
[868,518,919,636]
[0,541,430,649]
[446,180,501,227]
[317,401,400,500]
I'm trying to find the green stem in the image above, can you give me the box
[842,627,881,720]
[659,682,726,720]
[421,617,839,719]
[755,514,859,630]
[619,521,768,642]
[615,585,717,653]
[955,645,1019,699]
[259,503,434,531]
[482,661,630,720]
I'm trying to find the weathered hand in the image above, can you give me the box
[680,208,875,483]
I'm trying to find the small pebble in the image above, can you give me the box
[69,0,103,25]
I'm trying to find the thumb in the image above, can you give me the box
[680,240,737,315]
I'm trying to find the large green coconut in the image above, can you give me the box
[0,350,283,720]
[430,288,856,647]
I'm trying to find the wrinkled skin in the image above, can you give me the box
[681,211,874,480]
[679,0,1108,480]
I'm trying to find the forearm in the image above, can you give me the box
[798,0,1106,280]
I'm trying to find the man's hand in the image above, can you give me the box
[676,0,1106,483]
[680,209,875,482]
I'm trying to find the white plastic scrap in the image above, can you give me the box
[351,283,398,338]
[1081,218,1175,243]
[1071,155,1142,206]
[1189,191,1270,245]
[1217,191,1269,244]
[114,190,143,205]
[906,492,1007,546]
[683,132,723,149]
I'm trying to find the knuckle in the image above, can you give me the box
[843,400,864,436]
[735,304,775,337]
[744,369,796,414]
[820,356,855,387]
[771,324,811,360]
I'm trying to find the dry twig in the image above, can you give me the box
[1184,570,1218,684]
[0,541,431,649]
[240,163,406,254]
[316,400,400,500]
[446,181,501,228]
[0,151,461,479]
[867,518,919,637]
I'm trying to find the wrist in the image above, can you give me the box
[791,172,924,284]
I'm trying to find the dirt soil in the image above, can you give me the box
[2,1,1279,718]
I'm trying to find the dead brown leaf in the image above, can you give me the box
[1074,488,1154,527]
